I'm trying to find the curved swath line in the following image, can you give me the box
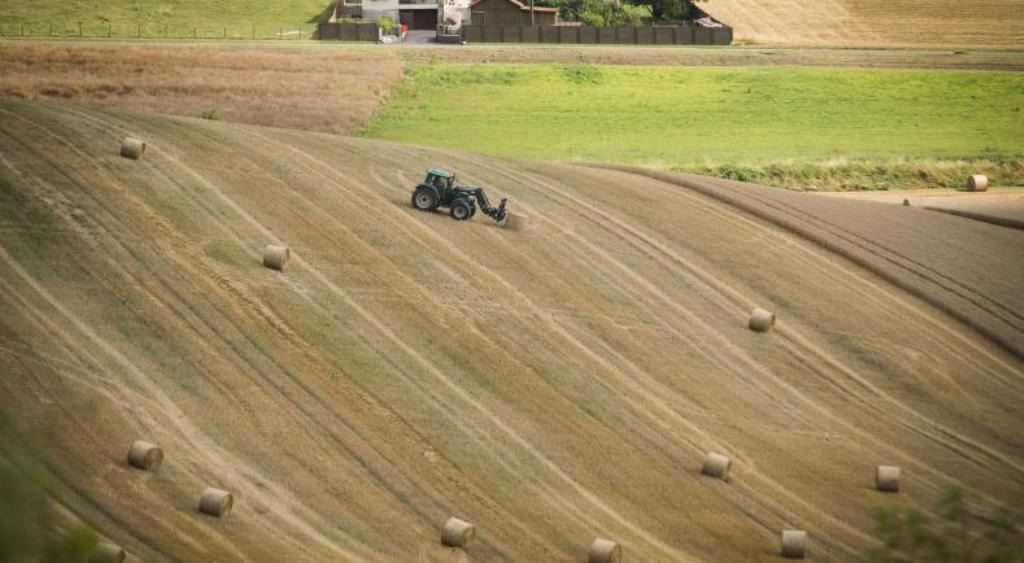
[15,107,534,560]
[0,242,354,561]
[565,167,993,411]
[0,277,226,558]
[456,154,1024,493]
[595,164,1024,359]
[159,121,670,557]
[87,124,696,560]
[620,172,1022,394]
[45,108,588,559]
[736,184,1024,331]
[514,161,1024,473]
[0,109,396,562]
[362,150,873,555]
[230,138,710,560]
[222,131,831,560]
[437,151,895,545]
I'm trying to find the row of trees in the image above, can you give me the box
[537,0,703,26]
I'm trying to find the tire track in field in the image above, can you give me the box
[364,147,871,557]
[423,150,887,551]
[558,164,1024,482]
[0,110,396,561]
[44,106,584,560]
[605,170,1004,403]
[6,107,530,561]
[452,153,1024,504]
[68,114,694,560]
[201,122,823,560]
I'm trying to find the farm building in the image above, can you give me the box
[469,0,558,26]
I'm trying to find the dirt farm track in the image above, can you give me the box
[0,99,1022,560]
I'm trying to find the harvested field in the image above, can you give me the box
[704,0,1024,47]
[1,99,1022,560]
[0,42,403,135]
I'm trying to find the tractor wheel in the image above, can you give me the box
[449,199,473,221]
[411,186,439,211]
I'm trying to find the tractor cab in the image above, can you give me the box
[424,168,454,192]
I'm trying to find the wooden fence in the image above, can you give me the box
[461,24,732,45]
[317,22,379,41]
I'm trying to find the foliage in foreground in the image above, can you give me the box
[868,487,1024,563]
[0,455,99,561]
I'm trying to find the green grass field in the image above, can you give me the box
[0,0,332,30]
[362,64,1024,190]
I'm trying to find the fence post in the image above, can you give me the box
[223,26,227,38]
[78,21,82,36]
[48,23,52,36]
[138,24,141,38]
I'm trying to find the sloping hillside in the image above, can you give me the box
[704,0,1024,47]
[0,99,1022,561]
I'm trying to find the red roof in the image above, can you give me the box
[469,0,559,13]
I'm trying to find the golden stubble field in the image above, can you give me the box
[704,0,1024,47]
[1,99,1022,560]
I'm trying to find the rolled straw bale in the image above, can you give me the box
[967,174,989,192]
[198,487,233,517]
[701,452,731,480]
[120,137,146,160]
[89,541,125,563]
[781,530,807,559]
[903,198,910,207]
[126,440,163,471]
[748,308,775,332]
[441,517,475,547]
[588,538,621,563]
[876,465,901,492]
[504,213,527,231]
[263,245,290,271]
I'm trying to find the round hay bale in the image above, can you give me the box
[126,440,163,471]
[781,530,807,559]
[89,541,125,563]
[701,452,731,480]
[441,517,475,548]
[198,487,233,517]
[748,307,775,333]
[504,213,528,231]
[263,245,290,271]
[875,465,901,492]
[120,137,146,160]
[588,538,621,563]
[903,198,910,207]
[967,174,989,192]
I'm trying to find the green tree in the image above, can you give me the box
[627,0,699,22]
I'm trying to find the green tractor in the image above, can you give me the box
[410,169,510,227]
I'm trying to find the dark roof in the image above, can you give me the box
[427,168,453,179]
[469,0,559,14]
